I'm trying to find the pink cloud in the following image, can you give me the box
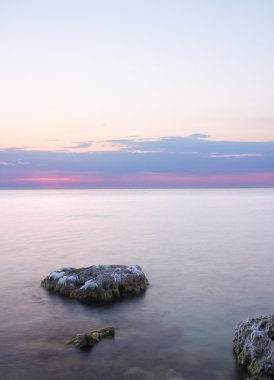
[1,171,104,188]
[2,171,274,188]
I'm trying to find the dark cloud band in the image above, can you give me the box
[1,136,274,188]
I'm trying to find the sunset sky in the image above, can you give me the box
[1,1,274,188]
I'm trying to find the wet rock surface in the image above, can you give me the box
[41,264,149,304]
[234,314,274,379]
[66,326,115,349]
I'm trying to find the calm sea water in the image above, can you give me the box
[1,189,274,380]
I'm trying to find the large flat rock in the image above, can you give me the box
[234,314,274,379]
[41,264,149,304]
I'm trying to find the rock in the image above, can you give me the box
[234,314,274,379]
[41,264,149,304]
[123,366,187,380]
[66,326,115,349]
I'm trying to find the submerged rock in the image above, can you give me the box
[66,326,115,349]
[41,264,149,304]
[234,314,274,379]
[124,367,147,379]
[123,365,188,380]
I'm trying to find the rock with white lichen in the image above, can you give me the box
[233,314,274,379]
[66,326,115,349]
[41,264,149,304]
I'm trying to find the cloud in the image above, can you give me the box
[188,133,211,139]
[106,135,274,155]
[1,135,274,188]
[209,153,264,158]
[66,141,93,149]
[0,161,14,166]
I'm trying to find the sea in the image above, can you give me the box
[1,189,274,380]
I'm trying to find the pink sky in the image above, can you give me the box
[2,171,274,189]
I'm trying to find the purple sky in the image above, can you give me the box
[1,136,274,188]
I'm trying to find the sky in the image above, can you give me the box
[0,0,274,188]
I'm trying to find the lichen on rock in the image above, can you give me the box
[41,264,149,304]
[49,271,66,280]
[233,314,274,379]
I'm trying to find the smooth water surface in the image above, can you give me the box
[1,189,274,380]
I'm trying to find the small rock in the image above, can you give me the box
[66,326,115,349]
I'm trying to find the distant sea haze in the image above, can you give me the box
[1,136,274,188]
